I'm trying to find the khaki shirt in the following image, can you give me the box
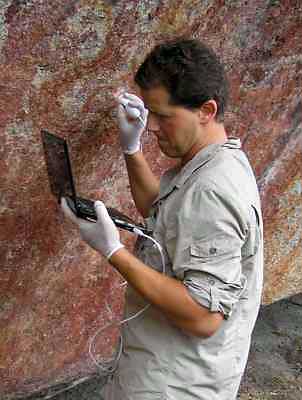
[105,138,263,400]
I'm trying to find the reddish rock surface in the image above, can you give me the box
[0,0,301,397]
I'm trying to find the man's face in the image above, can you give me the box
[140,86,203,164]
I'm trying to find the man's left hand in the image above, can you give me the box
[61,197,124,259]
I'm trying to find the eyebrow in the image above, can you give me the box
[148,108,171,117]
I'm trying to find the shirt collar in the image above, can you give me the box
[154,137,241,203]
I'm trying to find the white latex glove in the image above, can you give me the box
[61,198,124,259]
[117,92,148,154]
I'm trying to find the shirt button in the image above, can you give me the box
[208,278,216,286]
[209,247,217,255]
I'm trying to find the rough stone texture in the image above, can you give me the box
[24,294,302,400]
[0,0,301,398]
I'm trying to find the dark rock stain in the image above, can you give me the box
[291,101,302,131]
[5,0,31,24]
[103,0,120,5]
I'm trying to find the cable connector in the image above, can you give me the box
[133,227,145,236]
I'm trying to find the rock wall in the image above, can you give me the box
[0,0,301,397]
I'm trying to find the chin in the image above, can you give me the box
[158,141,181,158]
[160,148,181,159]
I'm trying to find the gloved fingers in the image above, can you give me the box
[61,197,79,225]
[118,101,145,125]
[94,200,106,215]
[123,94,148,119]
[122,93,145,108]
[117,95,129,107]
[117,97,137,119]
[126,100,148,119]
[118,93,146,116]
[94,200,116,227]
[117,103,127,120]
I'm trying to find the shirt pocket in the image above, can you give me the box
[188,235,243,286]
[190,236,241,262]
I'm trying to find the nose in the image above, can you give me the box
[147,112,160,134]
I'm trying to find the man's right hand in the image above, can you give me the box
[117,92,148,155]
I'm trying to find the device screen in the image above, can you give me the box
[41,130,76,201]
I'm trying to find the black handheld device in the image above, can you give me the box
[41,129,151,234]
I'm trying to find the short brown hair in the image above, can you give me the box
[135,38,229,121]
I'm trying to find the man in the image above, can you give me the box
[61,38,263,400]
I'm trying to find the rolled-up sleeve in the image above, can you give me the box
[167,186,249,318]
[184,270,247,319]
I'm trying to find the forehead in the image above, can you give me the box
[139,86,172,111]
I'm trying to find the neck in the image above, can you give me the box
[181,122,227,166]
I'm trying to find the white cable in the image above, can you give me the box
[88,228,165,376]
[88,321,123,374]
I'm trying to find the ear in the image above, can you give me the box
[198,100,218,124]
